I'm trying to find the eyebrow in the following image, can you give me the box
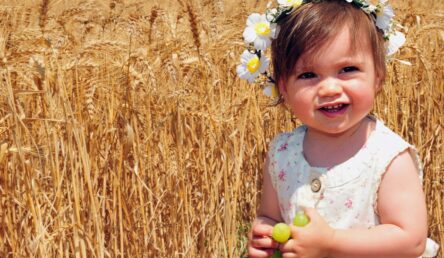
[293,64,313,73]
[334,57,365,67]
[295,56,365,72]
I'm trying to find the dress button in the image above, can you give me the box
[311,178,322,192]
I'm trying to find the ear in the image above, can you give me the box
[375,70,384,93]
[278,78,287,99]
[375,79,382,93]
[375,71,384,93]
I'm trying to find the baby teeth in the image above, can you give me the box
[324,104,343,109]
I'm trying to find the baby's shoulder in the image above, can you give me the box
[268,125,306,152]
[369,119,422,176]
[371,120,412,150]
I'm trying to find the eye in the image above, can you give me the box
[297,72,316,79]
[340,66,359,73]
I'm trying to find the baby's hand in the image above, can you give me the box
[279,208,335,258]
[248,217,280,258]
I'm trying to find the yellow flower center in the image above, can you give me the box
[254,22,271,37]
[270,85,278,98]
[290,0,303,8]
[247,56,260,73]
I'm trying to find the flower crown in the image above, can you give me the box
[236,0,406,98]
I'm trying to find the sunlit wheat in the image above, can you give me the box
[0,0,442,257]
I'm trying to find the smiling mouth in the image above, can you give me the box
[319,104,349,113]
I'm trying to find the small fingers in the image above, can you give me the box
[280,239,298,258]
[303,207,317,222]
[279,238,296,253]
[247,246,275,258]
[250,236,279,249]
[281,253,298,258]
[251,224,273,237]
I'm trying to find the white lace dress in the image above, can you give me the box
[267,117,439,257]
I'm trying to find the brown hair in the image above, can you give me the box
[271,0,386,92]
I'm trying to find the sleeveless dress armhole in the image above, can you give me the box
[373,144,423,210]
[372,130,423,215]
[267,132,293,191]
[370,124,439,257]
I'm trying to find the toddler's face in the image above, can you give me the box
[279,25,382,136]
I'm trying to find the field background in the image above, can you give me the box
[0,0,442,257]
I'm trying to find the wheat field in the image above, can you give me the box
[0,0,442,257]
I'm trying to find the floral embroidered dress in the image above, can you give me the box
[268,117,439,257]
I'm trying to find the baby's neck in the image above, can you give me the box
[302,117,375,168]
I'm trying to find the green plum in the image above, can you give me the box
[272,223,291,243]
[293,211,310,227]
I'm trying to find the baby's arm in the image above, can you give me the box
[326,150,427,257]
[257,156,283,221]
[248,156,282,257]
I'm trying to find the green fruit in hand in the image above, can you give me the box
[272,223,291,243]
[270,249,282,258]
[293,211,310,227]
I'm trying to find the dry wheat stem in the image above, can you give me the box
[0,0,442,257]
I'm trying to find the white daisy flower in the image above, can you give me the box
[243,13,278,51]
[375,1,394,31]
[265,8,278,22]
[263,82,279,98]
[236,50,270,83]
[278,0,304,8]
[366,4,377,13]
[386,31,405,56]
[359,1,377,14]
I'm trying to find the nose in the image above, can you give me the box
[317,78,343,97]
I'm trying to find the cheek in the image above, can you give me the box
[351,89,376,110]
[285,89,312,113]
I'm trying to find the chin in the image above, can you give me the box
[311,123,358,136]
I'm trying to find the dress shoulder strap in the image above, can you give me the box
[370,120,423,181]
[267,125,306,188]
[369,120,423,215]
